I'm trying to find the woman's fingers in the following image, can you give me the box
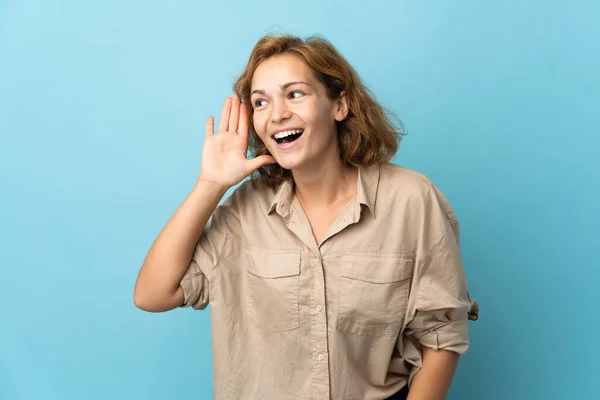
[218,97,232,133]
[205,116,215,136]
[228,94,240,134]
[238,102,249,137]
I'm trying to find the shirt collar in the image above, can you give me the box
[356,163,379,218]
[266,164,380,218]
[267,178,295,216]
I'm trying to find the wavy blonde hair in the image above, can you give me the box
[233,34,405,187]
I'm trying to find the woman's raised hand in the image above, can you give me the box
[198,94,275,189]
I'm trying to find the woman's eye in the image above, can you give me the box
[254,99,267,107]
[289,91,304,99]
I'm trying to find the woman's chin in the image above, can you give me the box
[273,156,303,171]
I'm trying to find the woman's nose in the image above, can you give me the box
[270,99,292,123]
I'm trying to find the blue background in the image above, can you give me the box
[1,1,598,399]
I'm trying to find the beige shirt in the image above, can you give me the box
[180,163,478,400]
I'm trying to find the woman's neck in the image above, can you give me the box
[291,156,358,211]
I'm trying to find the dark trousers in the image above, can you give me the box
[385,385,409,400]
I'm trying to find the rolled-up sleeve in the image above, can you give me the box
[180,262,208,310]
[179,197,237,310]
[400,181,476,384]
[404,233,471,354]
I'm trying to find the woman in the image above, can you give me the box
[134,34,478,400]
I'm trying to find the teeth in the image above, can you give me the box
[273,129,303,139]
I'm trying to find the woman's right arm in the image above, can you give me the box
[133,180,227,312]
[133,94,275,312]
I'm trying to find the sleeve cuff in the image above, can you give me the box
[414,318,470,354]
[179,261,209,310]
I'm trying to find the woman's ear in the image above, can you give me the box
[334,91,349,122]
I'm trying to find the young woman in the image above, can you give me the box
[134,34,478,400]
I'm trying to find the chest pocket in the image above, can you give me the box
[245,245,301,332]
[338,252,413,336]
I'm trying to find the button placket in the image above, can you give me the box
[310,253,330,399]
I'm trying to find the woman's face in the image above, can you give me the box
[250,54,347,172]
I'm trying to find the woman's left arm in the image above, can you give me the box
[407,347,459,400]
[401,180,478,399]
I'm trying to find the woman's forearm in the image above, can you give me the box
[133,179,227,312]
[407,347,459,400]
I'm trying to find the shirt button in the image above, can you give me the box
[317,353,324,361]
[316,305,323,312]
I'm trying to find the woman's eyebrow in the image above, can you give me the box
[251,81,310,96]
[281,81,309,90]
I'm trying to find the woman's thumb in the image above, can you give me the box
[247,155,277,173]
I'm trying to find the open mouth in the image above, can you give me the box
[272,129,304,145]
